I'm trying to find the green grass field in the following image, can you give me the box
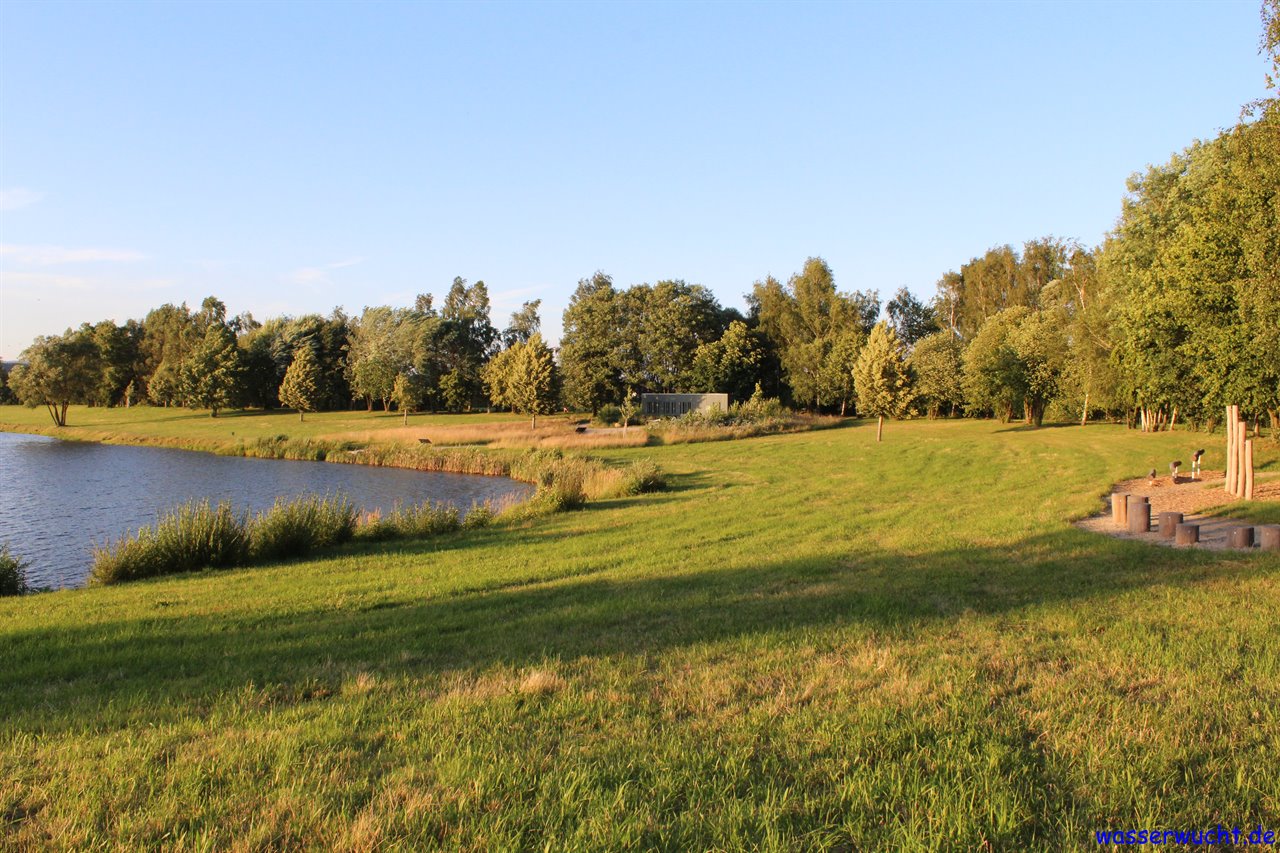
[2,408,1278,850]
[0,405,532,449]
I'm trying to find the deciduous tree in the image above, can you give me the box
[279,345,322,422]
[9,332,102,427]
[179,323,243,417]
[852,322,911,441]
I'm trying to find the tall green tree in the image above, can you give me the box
[687,320,764,402]
[279,345,323,422]
[179,323,243,417]
[886,287,939,348]
[817,329,865,416]
[391,371,429,425]
[484,334,556,427]
[560,272,621,412]
[502,300,542,348]
[910,332,965,418]
[753,257,871,410]
[346,306,414,411]
[852,322,911,442]
[0,364,14,405]
[9,331,102,427]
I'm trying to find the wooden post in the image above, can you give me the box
[1229,526,1254,549]
[1244,439,1255,501]
[1259,525,1280,551]
[1236,419,1247,498]
[1225,404,1236,495]
[1158,512,1183,539]
[1127,497,1150,534]
[1111,493,1129,527]
[1175,523,1199,546]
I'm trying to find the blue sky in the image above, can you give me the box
[0,0,1269,358]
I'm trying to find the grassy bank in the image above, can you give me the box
[2,414,1278,849]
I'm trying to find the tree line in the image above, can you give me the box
[5,5,1276,434]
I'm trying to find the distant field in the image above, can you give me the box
[0,404,534,446]
[0,404,658,452]
[2,414,1278,850]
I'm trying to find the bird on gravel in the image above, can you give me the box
[1148,468,1158,484]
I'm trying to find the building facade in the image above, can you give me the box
[640,392,729,417]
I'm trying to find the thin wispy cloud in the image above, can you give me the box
[283,257,365,286]
[0,270,174,293]
[490,285,546,311]
[0,243,148,265]
[0,270,96,292]
[0,188,44,212]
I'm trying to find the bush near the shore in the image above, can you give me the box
[88,449,665,585]
[0,545,29,596]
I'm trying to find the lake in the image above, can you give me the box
[0,431,533,590]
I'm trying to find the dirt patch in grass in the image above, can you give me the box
[1076,470,1280,551]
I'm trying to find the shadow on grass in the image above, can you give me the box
[3,517,1274,734]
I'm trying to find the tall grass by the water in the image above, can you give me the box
[89,501,248,584]
[356,502,461,541]
[248,495,358,562]
[0,545,29,596]
[92,495,379,584]
[86,451,666,585]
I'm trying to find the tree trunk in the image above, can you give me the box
[299,411,305,422]
[876,415,883,442]
[1080,392,1089,426]
[531,413,538,429]
[403,408,408,426]
[211,408,219,418]
[840,399,847,417]
[1169,406,1178,432]
[366,397,373,412]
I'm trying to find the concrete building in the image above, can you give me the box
[640,392,729,417]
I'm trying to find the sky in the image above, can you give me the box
[0,0,1270,359]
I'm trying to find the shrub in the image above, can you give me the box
[368,501,460,539]
[620,459,665,495]
[0,545,29,596]
[593,404,622,426]
[91,500,249,585]
[462,502,495,529]
[249,495,358,561]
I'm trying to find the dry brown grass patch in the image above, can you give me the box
[325,420,649,451]
[518,669,566,697]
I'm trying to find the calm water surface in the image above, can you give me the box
[0,431,532,590]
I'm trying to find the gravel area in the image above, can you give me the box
[1075,470,1280,551]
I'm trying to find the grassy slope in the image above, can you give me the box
[2,411,1278,850]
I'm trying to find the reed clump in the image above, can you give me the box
[0,545,30,596]
[87,447,665,585]
[355,502,461,541]
[90,500,249,584]
[249,495,358,561]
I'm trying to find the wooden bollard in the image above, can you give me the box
[1112,493,1129,526]
[1230,526,1255,549]
[1259,525,1280,551]
[1127,497,1150,534]
[1175,523,1199,546]
[1158,511,1183,539]
[1244,439,1255,501]
[1236,420,1247,498]
[1225,404,1236,494]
